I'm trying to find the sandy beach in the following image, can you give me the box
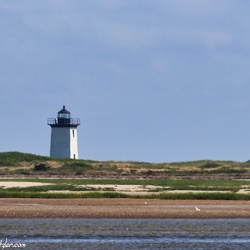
[0,198,249,218]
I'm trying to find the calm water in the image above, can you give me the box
[0,218,249,249]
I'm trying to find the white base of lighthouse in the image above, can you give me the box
[50,127,79,159]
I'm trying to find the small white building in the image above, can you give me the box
[48,106,80,159]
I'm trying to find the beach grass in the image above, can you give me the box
[0,152,249,178]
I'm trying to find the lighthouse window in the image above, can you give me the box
[72,130,75,137]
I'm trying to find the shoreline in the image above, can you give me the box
[0,198,249,219]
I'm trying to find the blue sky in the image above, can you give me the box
[1,0,250,162]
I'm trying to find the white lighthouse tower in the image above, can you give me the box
[47,106,80,159]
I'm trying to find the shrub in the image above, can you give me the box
[199,162,220,169]
[34,163,48,171]
[130,169,137,174]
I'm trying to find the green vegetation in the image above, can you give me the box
[199,162,220,169]
[0,152,249,200]
[0,152,249,178]
[157,192,250,200]
[0,190,248,200]
[0,191,129,199]
[0,152,50,166]
[0,178,248,199]
[1,177,249,188]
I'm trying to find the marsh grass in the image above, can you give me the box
[157,192,250,200]
[0,178,248,199]
[0,178,248,189]
[4,185,98,192]
[148,186,239,192]
[0,191,129,199]
[0,190,248,200]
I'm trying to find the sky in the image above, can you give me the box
[1,0,250,163]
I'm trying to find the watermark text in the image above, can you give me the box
[0,238,26,249]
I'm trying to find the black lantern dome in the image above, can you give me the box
[58,105,71,119]
[48,106,80,127]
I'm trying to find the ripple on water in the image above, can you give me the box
[0,218,249,250]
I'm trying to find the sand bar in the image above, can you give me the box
[0,182,53,188]
[0,198,249,218]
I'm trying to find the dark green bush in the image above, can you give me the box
[34,163,48,171]
[199,162,220,169]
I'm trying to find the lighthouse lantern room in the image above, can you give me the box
[47,106,80,159]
